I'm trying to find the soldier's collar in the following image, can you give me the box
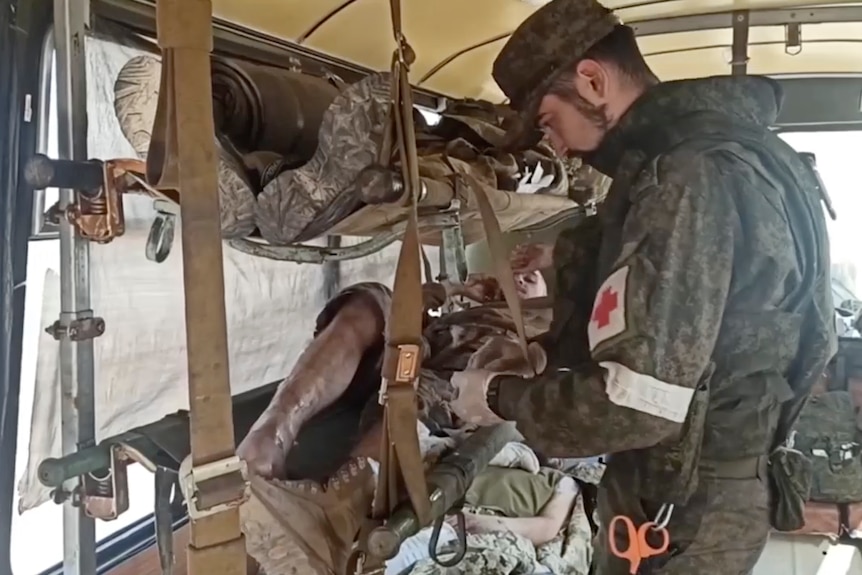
[582,85,658,176]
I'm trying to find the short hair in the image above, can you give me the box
[552,24,658,92]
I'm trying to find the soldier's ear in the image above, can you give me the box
[574,59,610,104]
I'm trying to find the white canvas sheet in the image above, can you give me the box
[17,201,324,512]
[18,196,410,513]
[15,33,421,514]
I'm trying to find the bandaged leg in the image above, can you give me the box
[238,283,390,479]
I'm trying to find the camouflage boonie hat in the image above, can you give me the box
[493,0,620,148]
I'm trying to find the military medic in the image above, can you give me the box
[449,0,838,573]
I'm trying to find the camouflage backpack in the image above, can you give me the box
[793,391,862,503]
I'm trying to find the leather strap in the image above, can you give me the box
[148,1,246,573]
[372,0,431,526]
[441,159,533,373]
[467,176,533,372]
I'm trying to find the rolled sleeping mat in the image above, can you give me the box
[211,56,340,166]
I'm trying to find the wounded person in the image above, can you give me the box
[211,270,597,574]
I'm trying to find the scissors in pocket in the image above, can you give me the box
[609,515,670,574]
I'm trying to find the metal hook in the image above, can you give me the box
[652,503,675,531]
[428,511,467,567]
[146,210,176,263]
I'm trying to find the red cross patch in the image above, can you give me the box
[588,266,629,351]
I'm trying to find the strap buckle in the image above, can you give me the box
[395,343,421,383]
[180,455,249,520]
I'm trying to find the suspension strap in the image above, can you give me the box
[148,1,248,574]
[372,0,431,526]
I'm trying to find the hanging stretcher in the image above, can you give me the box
[28,33,592,277]
[24,0,588,572]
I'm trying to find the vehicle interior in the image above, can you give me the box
[1,0,862,574]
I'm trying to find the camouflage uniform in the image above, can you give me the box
[485,1,837,573]
[407,464,600,575]
[313,282,552,436]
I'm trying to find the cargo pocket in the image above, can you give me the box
[768,445,813,531]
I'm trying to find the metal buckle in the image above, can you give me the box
[180,455,249,520]
[395,344,421,383]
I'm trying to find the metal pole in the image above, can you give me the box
[54,0,97,572]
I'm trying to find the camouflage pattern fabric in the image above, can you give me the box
[316,282,552,433]
[491,0,619,148]
[407,496,592,575]
[257,72,569,246]
[115,59,572,246]
[793,390,862,503]
[489,8,837,570]
[113,55,258,238]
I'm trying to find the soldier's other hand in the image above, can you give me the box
[450,369,506,427]
[510,243,554,273]
[455,274,502,303]
[421,282,447,311]
[489,442,541,473]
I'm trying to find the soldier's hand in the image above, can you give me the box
[510,243,554,273]
[450,369,506,427]
[421,282,447,311]
[449,274,501,303]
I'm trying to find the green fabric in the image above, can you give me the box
[465,467,565,518]
[793,390,862,503]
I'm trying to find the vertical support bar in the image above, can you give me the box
[731,10,750,76]
[53,0,97,574]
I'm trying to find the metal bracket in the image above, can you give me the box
[81,444,130,521]
[180,456,249,520]
[45,316,106,341]
[785,22,803,55]
[731,11,750,75]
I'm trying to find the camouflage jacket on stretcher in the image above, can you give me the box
[491,74,837,505]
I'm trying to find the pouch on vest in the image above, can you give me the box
[637,363,714,505]
[768,445,813,531]
[793,391,862,504]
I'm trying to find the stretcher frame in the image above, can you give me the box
[29,0,862,573]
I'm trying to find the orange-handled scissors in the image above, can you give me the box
[609,515,670,574]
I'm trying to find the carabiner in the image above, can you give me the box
[652,503,675,530]
[428,511,467,567]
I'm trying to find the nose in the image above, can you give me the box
[547,133,567,157]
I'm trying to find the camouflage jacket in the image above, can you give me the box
[490,75,837,505]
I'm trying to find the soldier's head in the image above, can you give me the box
[514,270,548,300]
[493,0,658,157]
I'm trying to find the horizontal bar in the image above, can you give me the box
[630,6,862,36]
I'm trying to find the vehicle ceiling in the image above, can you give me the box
[196,0,862,102]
